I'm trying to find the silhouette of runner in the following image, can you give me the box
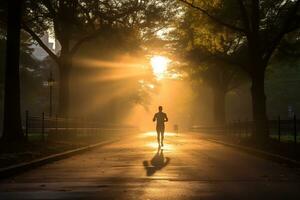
[153,106,168,147]
[143,147,170,176]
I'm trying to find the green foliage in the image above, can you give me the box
[20,0,180,116]
[266,61,300,117]
[180,0,300,69]
[170,8,248,92]
[23,0,179,54]
[0,24,48,115]
[273,31,300,66]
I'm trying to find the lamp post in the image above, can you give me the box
[47,71,55,117]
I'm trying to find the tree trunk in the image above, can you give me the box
[250,68,269,141]
[247,34,269,142]
[58,57,71,117]
[212,87,226,126]
[1,0,24,141]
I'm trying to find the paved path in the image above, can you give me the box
[1,131,300,199]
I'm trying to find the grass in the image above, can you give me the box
[212,132,300,161]
[0,131,122,168]
[269,134,300,143]
[230,132,300,143]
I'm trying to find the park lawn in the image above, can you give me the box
[269,134,300,143]
[234,135,300,161]
[231,133,300,143]
[197,132,300,161]
[0,132,119,168]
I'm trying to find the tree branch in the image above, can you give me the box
[42,0,57,18]
[236,0,250,32]
[22,23,60,64]
[250,0,260,33]
[70,29,104,55]
[78,3,96,31]
[179,0,246,33]
[263,0,300,62]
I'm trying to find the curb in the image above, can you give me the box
[0,140,117,179]
[205,138,300,167]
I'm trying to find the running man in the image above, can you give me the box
[153,106,168,147]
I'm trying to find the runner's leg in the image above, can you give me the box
[156,126,160,146]
[161,125,165,146]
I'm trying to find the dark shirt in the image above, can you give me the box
[153,112,168,127]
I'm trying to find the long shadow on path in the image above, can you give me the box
[143,147,170,176]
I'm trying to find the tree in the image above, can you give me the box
[70,26,159,121]
[23,0,177,117]
[180,0,300,141]
[0,18,42,122]
[170,9,248,125]
[186,52,247,125]
[274,31,300,65]
[1,0,24,141]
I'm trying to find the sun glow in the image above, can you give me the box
[150,55,170,79]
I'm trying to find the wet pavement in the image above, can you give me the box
[1,131,300,199]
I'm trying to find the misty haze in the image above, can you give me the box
[1,1,300,199]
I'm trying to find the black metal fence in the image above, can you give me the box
[191,115,299,144]
[23,111,137,142]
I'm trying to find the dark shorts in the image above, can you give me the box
[156,125,165,134]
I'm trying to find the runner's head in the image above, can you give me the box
[158,106,163,112]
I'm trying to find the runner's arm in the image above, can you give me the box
[153,113,157,122]
[164,113,168,122]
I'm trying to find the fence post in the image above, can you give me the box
[42,112,45,142]
[234,121,237,137]
[245,118,248,137]
[238,119,241,138]
[81,117,84,135]
[226,123,228,135]
[25,110,29,141]
[83,117,86,135]
[250,120,253,137]
[76,119,78,135]
[231,122,234,137]
[278,115,281,142]
[66,117,68,133]
[294,114,297,145]
[55,114,58,134]
[232,121,234,136]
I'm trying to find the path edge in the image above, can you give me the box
[0,140,117,179]
[205,138,300,167]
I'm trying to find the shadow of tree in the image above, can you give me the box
[143,147,170,176]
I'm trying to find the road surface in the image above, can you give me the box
[1,131,300,199]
